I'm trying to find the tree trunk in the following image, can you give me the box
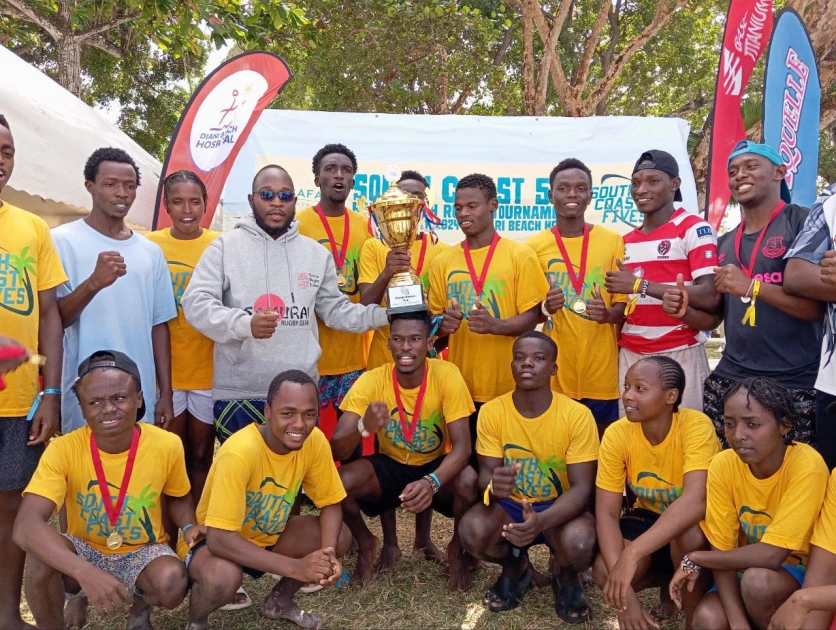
[57,36,82,96]
[522,12,536,115]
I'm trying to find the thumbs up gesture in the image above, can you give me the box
[587,283,608,323]
[662,274,689,319]
[467,298,496,335]
[605,259,638,296]
[544,276,565,315]
[441,297,464,335]
[502,498,542,547]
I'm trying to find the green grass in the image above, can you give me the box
[22,511,686,630]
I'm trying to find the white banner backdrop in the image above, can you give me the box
[221,111,697,242]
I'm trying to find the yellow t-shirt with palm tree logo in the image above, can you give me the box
[340,359,475,466]
[597,409,720,515]
[297,207,372,376]
[24,424,190,555]
[427,238,549,402]
[197,423,346,549]
[476,391,600,504]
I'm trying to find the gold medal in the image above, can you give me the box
[106,531,123,550]
[337,275,347,288]
[572,299,587,314]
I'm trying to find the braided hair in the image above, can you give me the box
[456,173,497,201]
[634,355,686,411]
[163,170,207,204]
[724,377,797,445]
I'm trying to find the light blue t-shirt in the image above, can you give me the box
[51,220,177,432]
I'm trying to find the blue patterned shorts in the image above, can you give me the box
[318,370,363,410]
[213,399,266,444]
[63,533,177,593]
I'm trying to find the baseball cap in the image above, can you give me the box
[727,140,792,203]
[632,150,683,202]
[76,350,146,420]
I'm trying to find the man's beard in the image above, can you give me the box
[253,210,291,237]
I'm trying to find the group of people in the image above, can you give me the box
[3,104,836,630]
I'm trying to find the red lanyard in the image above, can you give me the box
[315,204,350,271]
[90,426,140,527]
[734,202,785,278]
[463,233,501,297]
[414,234,429,277]
[553,224,589,297]
[392,364,428,446]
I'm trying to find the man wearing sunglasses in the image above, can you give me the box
[182,164,389,444]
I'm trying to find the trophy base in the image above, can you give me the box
[386,283,426,314]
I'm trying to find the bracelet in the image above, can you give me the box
[680,553,702,575]
[483,480,494,506]
[422,474,440,495]
[428,472,441,489]
[357,418,370,438]
[741,278,756,303]
[42,388,62,396]
[632,278,643,294]
[541,299,554,318]
[182,523,194,533]
[640,280,649,298]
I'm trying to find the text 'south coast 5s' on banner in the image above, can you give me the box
[152,52,292,230]
[220,111,698,243]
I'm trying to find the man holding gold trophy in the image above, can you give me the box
[357,170,450,572]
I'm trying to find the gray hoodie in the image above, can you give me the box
[181,215,387,400]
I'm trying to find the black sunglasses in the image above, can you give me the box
[259,190,294,202]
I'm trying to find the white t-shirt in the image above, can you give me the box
[52,220,177,431]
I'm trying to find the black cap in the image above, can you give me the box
[632,150,683,202]
[76,350,146,421]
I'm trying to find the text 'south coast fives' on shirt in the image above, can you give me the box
[339,359,475,466]
[359,236,449,371]
[145,228,220,391]
[715,204,822,389]
[596,409,720,514]
[0,203,67,416]
[24,424,190,555]
[526,225,626,400]
[427,238,550,402]
[620,209,718,354]
[297,207,373,376]
[476,392,599,504]
[196,424,346,549]
[700,444,828,566]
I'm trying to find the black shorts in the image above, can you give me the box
[356,453,453,518]
[619,508,673,574]
[188,539,274,579]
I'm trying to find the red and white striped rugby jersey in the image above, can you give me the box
[620,208,718,353]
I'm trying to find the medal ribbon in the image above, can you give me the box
[392,364,428,446]
[415,234,429,278]
[315,204,350,272]
[553,224,589,299]
[734,202,785,278]
[90,426,140,527]
[463,233,501,298]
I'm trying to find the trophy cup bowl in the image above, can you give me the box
[368,184,426,313]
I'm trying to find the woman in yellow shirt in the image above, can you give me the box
[594,356,720,630]
[669,378,829,630]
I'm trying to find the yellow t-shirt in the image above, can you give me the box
[145,228,220,390]
[359,236,450,370]
[427,238,549,402]
[297,207,372,375]
[24,424,190,555]
[526,226,626,400]
[596,409,720,514]
[476,391,599,503]
[700,444,828,566]
[811,468,836,555]
[197,423,346,549]
[0,203,67,416]
[339,359,474,466]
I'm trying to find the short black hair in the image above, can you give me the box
[549,158,593,187]
[514,330,557,361]
[267,369,318,405]
[252,164,291,192]
[312,143,358,176]
[456,173,497,200]
[0,114,9,130]
[84,147,141,185]
[398,170,429,188]
[634,355,686,412]
[389,309,432,333]
[163,170,207,203]
[724,377,797,444]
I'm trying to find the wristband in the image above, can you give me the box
[741,279,761,327]
[428,472,441,488]
[640,280,649,299]
[26,388,62,422]
[483,480,493,506]
[680,553,702,575]
[357,418,370,438]
[422,474,440,495]
[541,299,554,318]
[42,388,62,396]
[182,523,194,533]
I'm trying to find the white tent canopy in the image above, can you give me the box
[0,44,161,229]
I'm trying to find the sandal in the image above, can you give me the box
[552,575,590,624]
[483,568,532,613]
[220,586,252,611]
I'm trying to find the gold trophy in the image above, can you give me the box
[367,169,426,314]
